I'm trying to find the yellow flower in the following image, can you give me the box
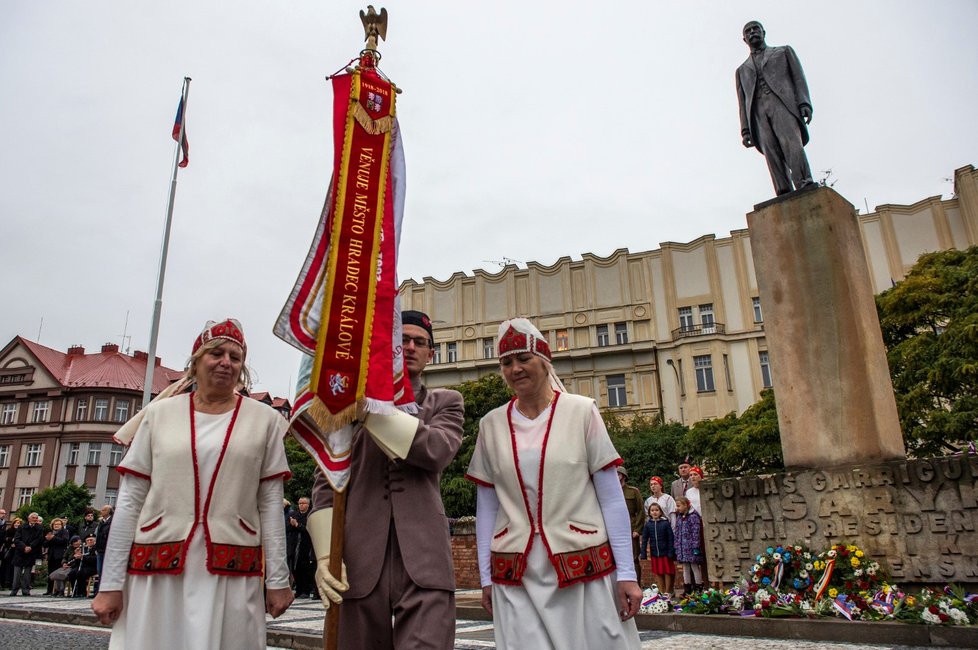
[851,557,860,567]
[906,596,916,607]
[829,588,839,598]
[847,545,857,552]
[855,550,864,558]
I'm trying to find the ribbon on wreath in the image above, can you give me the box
[274,55,414,491]
[813,557,835,600]
[832,594,857,621]
[770,558,785,591]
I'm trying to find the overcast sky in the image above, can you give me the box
[2,1,976,400]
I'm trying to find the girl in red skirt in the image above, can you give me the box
[638,502,675,597]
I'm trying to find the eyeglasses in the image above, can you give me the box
[402,335,432,349]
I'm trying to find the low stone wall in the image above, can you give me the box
[701,455,978,585]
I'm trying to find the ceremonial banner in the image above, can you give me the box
[274,57,414,490]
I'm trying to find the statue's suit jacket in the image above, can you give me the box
[312,385,464,598]
[736,45,811,154]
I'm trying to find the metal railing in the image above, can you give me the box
[671,322,726,339]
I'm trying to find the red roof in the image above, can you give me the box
[18,337,183,393]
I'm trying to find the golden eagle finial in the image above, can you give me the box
[359,5,388,51]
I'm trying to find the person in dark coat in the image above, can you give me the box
[43,518,70,595]
[92,505,113,595]
[68,536,99,597]
[289,497,315,598]
[76,508,98,542]
[10,512,45,596]
[638,502,675,596]
[0,508,9,589]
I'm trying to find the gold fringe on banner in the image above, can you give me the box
[307,396,358,432]
[351,102,395,135]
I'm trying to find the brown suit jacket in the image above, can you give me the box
[312,385,464,598]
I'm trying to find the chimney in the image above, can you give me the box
[67,345,85,356]
[101,343,120,353]
[133,350,148,361]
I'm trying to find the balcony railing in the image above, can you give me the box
[671,322,726,339]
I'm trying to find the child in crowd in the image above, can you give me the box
[638,502,675,596]
[673,495,704,595]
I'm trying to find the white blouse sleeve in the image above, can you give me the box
[476,484,500,588]
[592,466,637,582]
[259,476,290,589]
[100,473,150,591]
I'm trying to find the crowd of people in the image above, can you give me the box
[0,505,113,598]
[1,312,715,650]
[623,459,710,598]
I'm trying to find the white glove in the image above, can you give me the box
[307,508,349,609]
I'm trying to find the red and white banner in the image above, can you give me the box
[274,61,413,491]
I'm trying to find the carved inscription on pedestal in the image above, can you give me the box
[701,456,978,584]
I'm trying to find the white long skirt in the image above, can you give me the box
[492,535,641,650]
[108,529,265,650]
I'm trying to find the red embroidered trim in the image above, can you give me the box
[507,398,537,566]
[116,466,151,481]
[568,524,597,535]
[210,542,263,576]
[492,527,508,540]
[464,473,494,488]
[600,458,623,472]
[532,392,560,569]
[490,550,524,585]
[238,518,257,535]
[128,541,185,574]
[139,516,163,533]
[259,470,293,482]
[552,541,616,588]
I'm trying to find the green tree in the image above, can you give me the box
[683,389,784,477]
[14,481,93,530]
[284,436,317,505]
[605,412,689,491]
[440,374,513,518]
[877,246,978,456]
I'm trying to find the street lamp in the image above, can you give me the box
[666,358,685,424]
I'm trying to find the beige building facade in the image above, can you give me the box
[400,164,978,425]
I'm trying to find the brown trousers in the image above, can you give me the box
[337,522,456,650]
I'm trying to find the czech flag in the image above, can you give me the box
[172,97,189,168]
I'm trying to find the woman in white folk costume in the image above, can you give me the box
[92,319,293,649]
[466,318,642,649]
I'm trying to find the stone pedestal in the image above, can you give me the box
[747,187,905,468]
[702,456,978,586]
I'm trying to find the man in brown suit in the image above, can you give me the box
[309,310,464,649]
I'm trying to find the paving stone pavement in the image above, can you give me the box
[0,592,959,649]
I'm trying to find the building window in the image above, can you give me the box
[25,443,43,467]
[109,444,124,467]
[607,374,627,408]
[483,338,494,360]
[446,342,458,364]
[18,488,35,507]
[0,445,9,468]
[114,400,130,423]
[31,400,50,423]
[615,323,628,345]
[0,403,16,425]
[67,442,80,466]
[76,398,88,421]
[93,398,109,422]
[87,442,102,466]
[723,354,733,391]
[678,307,694,331]
[596,325,610,347]
[699,304,715,332]
[104,488,119,507]
[752,297,763,323]
[431,343,442,365]
[759,351,773,388]
[555,329,569,352]
[694,355,715,392]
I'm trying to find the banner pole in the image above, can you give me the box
[324,489,347,650]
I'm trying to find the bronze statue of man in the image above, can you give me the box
[736,21,814,195]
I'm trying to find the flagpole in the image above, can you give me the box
[142,76,192,407]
